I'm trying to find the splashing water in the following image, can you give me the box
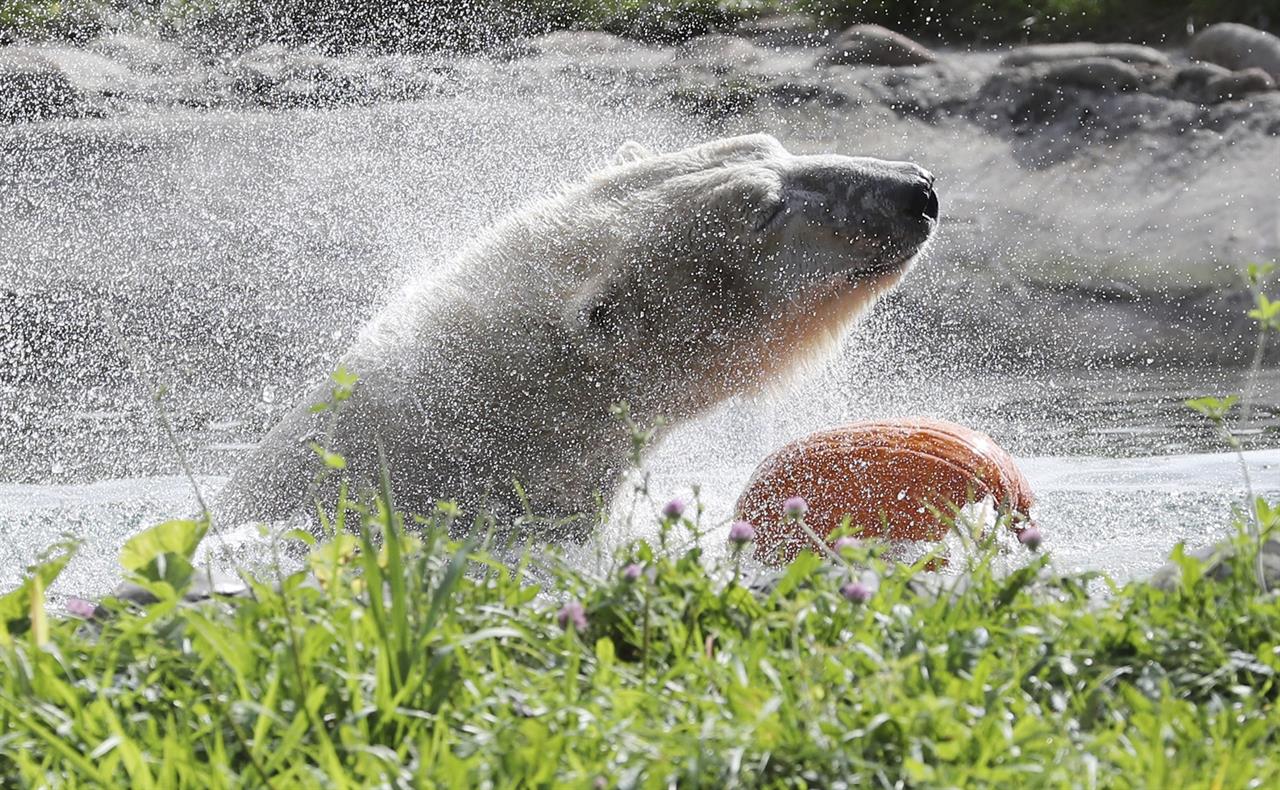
[2,34,1278,597]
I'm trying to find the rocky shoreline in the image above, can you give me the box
[2,19,1279,382]
[4,22,1279,130]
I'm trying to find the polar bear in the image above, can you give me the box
[216,134,938,535]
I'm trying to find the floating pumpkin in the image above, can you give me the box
[735,418,1035,565]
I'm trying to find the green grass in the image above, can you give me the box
[0,480,1277,785]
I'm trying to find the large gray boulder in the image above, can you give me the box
[0,47,79,122]
[676,34,764,75]
[1002,42,1169,68]
[819,24,936,67]
[984,56,1151,107]
[1190,22,1280,79]
[1206,67,1277,102]
[1039,57,1147,91]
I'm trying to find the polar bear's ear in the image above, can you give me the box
[609,140,655,166]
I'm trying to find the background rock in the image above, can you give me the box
[1207,67,1277,102]
[819,24,936,67]
[89,33,197,77]
[0,47,79,122]
[1190,22,1280,79]
[1002,42,1169,67]
[676,34,763,74]
[19,43,132,95]
[516,30,641,59]
[1038,57,1148,92]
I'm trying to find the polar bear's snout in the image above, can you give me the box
[762,155,938,282]
[782,157,937,228]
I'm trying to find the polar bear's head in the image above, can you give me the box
[553,134,937,416]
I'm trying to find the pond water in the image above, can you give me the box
[2,56,1278,599]
[3,364,1277,598]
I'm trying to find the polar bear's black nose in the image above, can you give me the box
[922,187,940,220]
[906,180,939,221]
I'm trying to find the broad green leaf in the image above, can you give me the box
[1185,395,1238,421]
[119,519,208,573]
[1247,262,1275,285]
[0,539,77,642]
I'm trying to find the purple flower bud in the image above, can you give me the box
[622,563,643,583]
[557,601,588,631]
[65,597,98,619]
[841,581,873,603]
[782,496,808,519]
[1018,525,1044,551]
[661,498,687,520]
[834,536,859,554]
[728,520,756,545]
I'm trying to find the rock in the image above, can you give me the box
[819,24,937,68]
[1039,57,1146,92]
[22,44,133,95]
[732,13,830,47]
[517,30,642,59]
[764,79,848,110]
[984,57,1149,107]
[0,47,79,122]
[230,44,357,107]
[1170,62,1230,103]
[669,77,765,119]
[1173,61,1233,86]
[225,46,446,109]
[1190,23,1280,80]
[89,33,197,77]
[1174,62,1277,104]
[111,567,253,607]
[676,34,763,74]
[1207,67,1277,102]
[1002,42,1169,68]
[861,65,978,122]
[1150,538,1280,592]
[972,60,1212,168]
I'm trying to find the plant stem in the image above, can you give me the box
[1220,422,1268,594]
[1243,322,1267,423]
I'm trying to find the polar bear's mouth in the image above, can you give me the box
[847,245,928,281]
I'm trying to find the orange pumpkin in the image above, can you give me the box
[735,418,1035,565]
